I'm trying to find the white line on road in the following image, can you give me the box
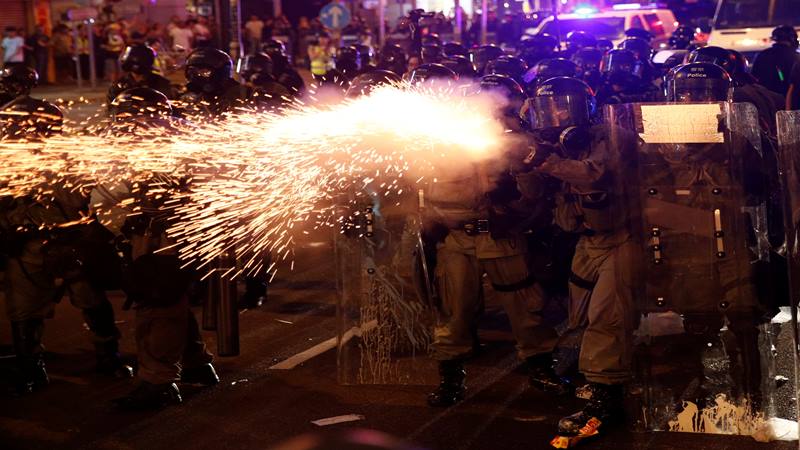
[268,320,377,370]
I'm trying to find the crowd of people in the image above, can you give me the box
[2,5,800,447]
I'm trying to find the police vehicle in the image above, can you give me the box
[708,0,800,60]
[527,3,678,48]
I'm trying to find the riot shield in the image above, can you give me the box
[778,110,800,442]
[611,102,795,437]
[335,188,435,385]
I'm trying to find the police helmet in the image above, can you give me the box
[238,52,274,83]
[485,55,528,84]
[408,63,458,85]
[666,62,731,102]
[469,45,505,75]
[619,37,653,62]
[566,31,597,51]
[529,77,595,130]
[120,44,157,75]
[523,58,580,93]
[625,28,653,42]
[262,39,287,56]
[600,49,643,80]
[0,65,39,98]
[422,33,442,46]
[345,70,401,97]
[0,96,63,139]
[517,34,559,66]
[443,42,468,58]
[478,74,526,118]
[596,39,615,52]
[377,43,407,72]
[335,46,360,73]
[686,46,734,75]
[185,48,233,91]
[571,47,604,72]
[421,43,443,64]
[262,39,291,70]
[441,56,478,80]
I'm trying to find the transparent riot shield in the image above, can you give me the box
[335,188,435,385]
[778,111,800,443]
[611,102,795,437]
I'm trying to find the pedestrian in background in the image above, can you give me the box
[52,24,73,82]
[27,25,50,84]
[102,23,125,81]
[308,31,334,79]
[2,26,27,69]
[168,19,194,53]
[244,15,264,55]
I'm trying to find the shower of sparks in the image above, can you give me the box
[0,82,509,277]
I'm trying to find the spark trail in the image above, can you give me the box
[0,83,509,276]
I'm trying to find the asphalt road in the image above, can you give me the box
[0,232,797,450]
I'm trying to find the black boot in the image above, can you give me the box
[95,340,134,378]
[83,303,133,378]
[181,363,220,386]
[10,320,48,395]
[557,383,624,436]
[526,353,572,395]
[427,360,466,407]
[112,382,182,411]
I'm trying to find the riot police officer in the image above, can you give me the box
[0,65,38,105]
[107,88,218,410]
[619,37,656,82]
[641,62,770,420]
[238,52,293,111]
[596,49,658,105]
[426,74,565,407]
[376,43,407,76]
[1,96,133,395]
[563,31,597,59]
[524,77,637,437]
[261,38,306,96]
[485,55,528,86]
[334,46,361,80]
[180,48,246,117]
[442,42,468,59]
[440,55,478,81]
[687,46,783,134]
[570,47,605,92]
[421,43,444,64]
[107,44,174,104]
[469,44,505,76]
[521,58,580,96]
[517,33,559,67]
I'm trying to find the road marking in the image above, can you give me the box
[269,320,377,370]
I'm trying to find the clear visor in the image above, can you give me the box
[668,78,730,102]
[529,94,591,129]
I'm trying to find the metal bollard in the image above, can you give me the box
[216,251,240,356]
[202,270,219,331]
